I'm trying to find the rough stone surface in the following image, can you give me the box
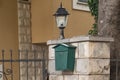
[49,75,63,80]
[76,59,110,74]
[89,42,110,58]
[78,42,110,58]
[79,75,109,80]
[18,2,32,80]
[75,59,89,74]
[64,75,79,80]
[18,2,32,50]
[78,42,89,58]
[49,45,55,59]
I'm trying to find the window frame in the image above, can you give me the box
[73,0,90,11]
[18,0,31,3]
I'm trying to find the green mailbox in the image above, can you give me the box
[53,44,76,71]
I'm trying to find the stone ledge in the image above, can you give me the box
[79,75,109,80]
[49,74,109,80]
[47,36,114,45]
[47,38,70,45]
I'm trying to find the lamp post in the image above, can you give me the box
[53,3,69,39]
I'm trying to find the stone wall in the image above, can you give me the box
[17,1,48,80]
[17,1,33,80]
[17,0,32,50]
[47,36,113,80]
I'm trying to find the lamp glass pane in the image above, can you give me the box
[56,16,68,28]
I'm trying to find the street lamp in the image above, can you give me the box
[53,3,70,39]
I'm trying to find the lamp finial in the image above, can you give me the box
[60,2,62,8]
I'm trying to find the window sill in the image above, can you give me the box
[73,0,90,11]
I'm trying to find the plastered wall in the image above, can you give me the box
[0,0,18,50]
[0,0,19,80]
[31,0,94,43]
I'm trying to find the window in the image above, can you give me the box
[73,0,90,11]
[78,0,88,3]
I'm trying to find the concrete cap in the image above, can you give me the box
[47,35,114,45]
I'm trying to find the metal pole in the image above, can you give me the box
[18,50,21,80]
[10,50,13,80]
[34,50,36,80]
[59,28,65,39]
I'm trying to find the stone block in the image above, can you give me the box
[37,52,43,59]
[19,44,31,50]
[89,59,110,74]
[78,42,89,58]
[76,59,110,74]
[18,3,23,9]
[24,18,30,25]
[20,76,27,80]
[18,18,24,26]
[89,42,110,58]
[64,75,79,80]
[19,27,26,34]
[26,10,31,18]
[28,62,34,67]
[26,27,31,35]
[75,59,89,74]
[20,67,27,76]
[78,42,110,58]
[71,43,79,58]
[35,67,42,75]
[28,76,34,80]
[79,75,109,80]
[20,62,27,68]
[36,62,42,68]
[28,52,34,59]
[49,45,55,59]
[36,75,42,80]
[49,75,63,80]
[48,60,62,74]
[23,4,28,9]
[28,68,34,76]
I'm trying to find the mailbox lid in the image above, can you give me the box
[53,44,76,51]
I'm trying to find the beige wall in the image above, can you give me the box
[0,0,18,50]
[31,0,94,43]
[0,1,19,79]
